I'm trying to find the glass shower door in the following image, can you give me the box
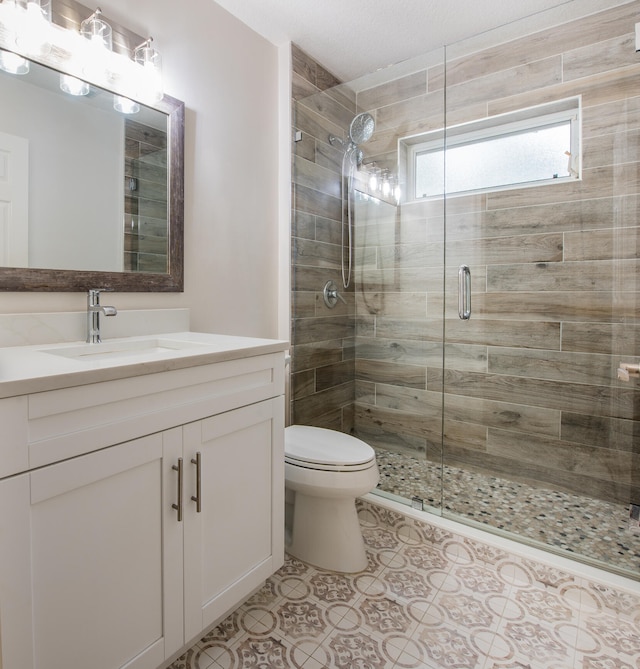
[354,188,445,513]
[441,22,640,576]
[349,47,447,516]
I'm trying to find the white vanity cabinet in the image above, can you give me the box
[0,349,285,669]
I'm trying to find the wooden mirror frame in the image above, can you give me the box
[0,94,184,292]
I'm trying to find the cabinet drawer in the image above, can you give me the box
[27,353,284,470]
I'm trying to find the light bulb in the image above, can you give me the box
[14,0,52,57]
[114,95,140,114]
[80,8,112,82]
[60,74,89,96]
[134,38,163,103]
[80,8,112,51]
[0,49,29,74]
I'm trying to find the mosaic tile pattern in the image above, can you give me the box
[374,447,640,575]
[168,500,640,669]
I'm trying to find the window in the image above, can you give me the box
[400,97,581,201]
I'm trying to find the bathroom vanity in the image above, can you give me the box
[0,331,287,669]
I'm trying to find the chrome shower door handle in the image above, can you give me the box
[458,264,471,320]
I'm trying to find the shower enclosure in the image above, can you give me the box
[291,0,640,579]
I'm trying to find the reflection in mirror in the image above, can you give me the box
[0,58,169,273]
[0,1,184,291]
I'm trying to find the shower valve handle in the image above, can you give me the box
[332,289,347,304]
[323,280,347,308]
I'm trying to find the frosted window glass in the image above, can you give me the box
[415,122,571,198]
[415,151,444,199]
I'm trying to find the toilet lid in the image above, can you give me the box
[285,425,375,470]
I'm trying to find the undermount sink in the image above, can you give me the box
[40,336,210,362]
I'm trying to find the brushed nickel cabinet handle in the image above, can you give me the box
[458,264,471,320]
[191,451,202,513]
[172,458,183,522]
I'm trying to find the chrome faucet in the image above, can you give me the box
[86,289,117,343]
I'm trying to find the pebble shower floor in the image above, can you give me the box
[168,500,640,669]
[374,447,640,574]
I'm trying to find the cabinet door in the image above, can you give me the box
[183,397,284,641]
[0,472,33,669]
[0,431,184,669]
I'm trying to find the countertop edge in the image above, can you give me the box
[0,335,289,399]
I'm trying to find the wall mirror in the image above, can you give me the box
[0,0,184,291]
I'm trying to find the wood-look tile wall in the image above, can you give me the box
[124,119,168,273]
[291,45,360,430]
[353,1,640,505]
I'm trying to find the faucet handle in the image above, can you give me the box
[87,287,114,305]
[86,288,117,343]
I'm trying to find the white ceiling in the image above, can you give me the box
[212,0,606,82]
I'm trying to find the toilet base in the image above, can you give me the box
[287,491,368,573]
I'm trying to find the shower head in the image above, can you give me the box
[349,112,375,145]
[328,113,374,152]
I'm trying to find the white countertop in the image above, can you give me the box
[0,332,289,399]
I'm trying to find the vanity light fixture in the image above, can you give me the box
[0,0,51,65]
[113,95,139,114]
[361,162,401,204]
[13,0,52,58]
[368,168,379,191]
[0,0,165,105]
[381,170,391,198]
[80,7,112,81]
[0,48,29,73]
[59,73,89,95]
[80,7,111,50]
[134,37,162,103]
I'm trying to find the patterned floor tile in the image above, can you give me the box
[167,499,640,669]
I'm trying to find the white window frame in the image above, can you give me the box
[399,97,581,202]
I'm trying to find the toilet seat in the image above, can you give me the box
[285,425,376,472]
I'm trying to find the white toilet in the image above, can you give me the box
[284,425,379,573]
